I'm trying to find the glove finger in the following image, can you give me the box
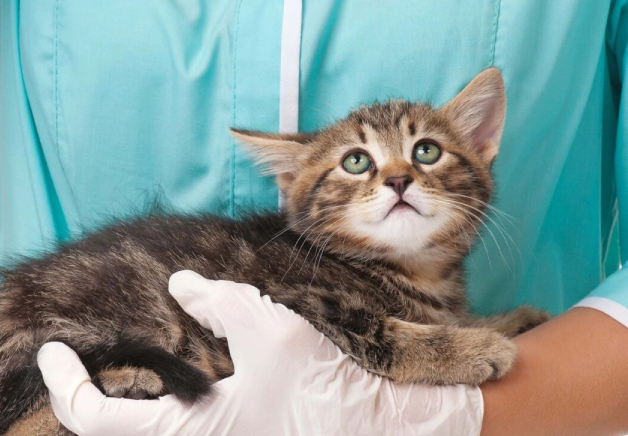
[38,342,184,436]
[168,270,326,368]
[169,270,284,336]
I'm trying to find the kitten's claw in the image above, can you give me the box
[510,306,551,335]
[128,389,149,400]
[461,329,516,384]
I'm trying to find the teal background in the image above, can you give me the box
[1,0,627,316]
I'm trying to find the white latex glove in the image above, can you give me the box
[37,270,484,436]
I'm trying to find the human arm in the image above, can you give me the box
[481,305,628,436]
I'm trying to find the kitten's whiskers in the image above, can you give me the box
[428,197,517,274]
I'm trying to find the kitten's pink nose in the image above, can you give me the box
[384,175,413,197]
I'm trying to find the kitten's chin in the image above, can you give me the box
[350,212,447,256]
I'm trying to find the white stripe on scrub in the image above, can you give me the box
[278,0,302,209]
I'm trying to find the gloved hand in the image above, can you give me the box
[38,270,484,436]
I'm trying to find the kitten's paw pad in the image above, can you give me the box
[456,329,516,384]
[96,367,164,399]
[511,306,551,335]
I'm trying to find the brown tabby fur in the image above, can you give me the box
[0,69,549,435]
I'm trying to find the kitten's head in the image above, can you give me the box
[233,69,505,267]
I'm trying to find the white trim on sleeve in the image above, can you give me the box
[573,296,628,329]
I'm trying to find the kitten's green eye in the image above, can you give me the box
[413,142,442,165]
[342,152,372,174]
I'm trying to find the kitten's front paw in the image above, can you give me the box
[510,305,551,335]
[386,320,517,385]
[452,329,516,384]
[96,367,164,399]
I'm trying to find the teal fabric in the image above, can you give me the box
[0,0,626,316]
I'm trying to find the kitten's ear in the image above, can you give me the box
[440,68,506,163]
[231,129,314,190]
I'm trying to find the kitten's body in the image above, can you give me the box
[0,69,548,435]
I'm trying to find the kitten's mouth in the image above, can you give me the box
[386,200,421,217]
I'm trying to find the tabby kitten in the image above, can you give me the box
[0,68,548,435]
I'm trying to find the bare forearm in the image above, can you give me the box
[480,307,628,436]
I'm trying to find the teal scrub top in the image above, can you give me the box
[1,0,627,324]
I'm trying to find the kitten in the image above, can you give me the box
[0,68,548,435]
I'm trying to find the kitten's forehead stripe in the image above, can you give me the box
[408,121,416,136]
[358,128,367,144]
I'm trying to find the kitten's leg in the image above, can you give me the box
[385,319,516,384]
[93,336,234,400]
[95,366,164,399]
[318,317,516,385]
[463,306,551,338]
